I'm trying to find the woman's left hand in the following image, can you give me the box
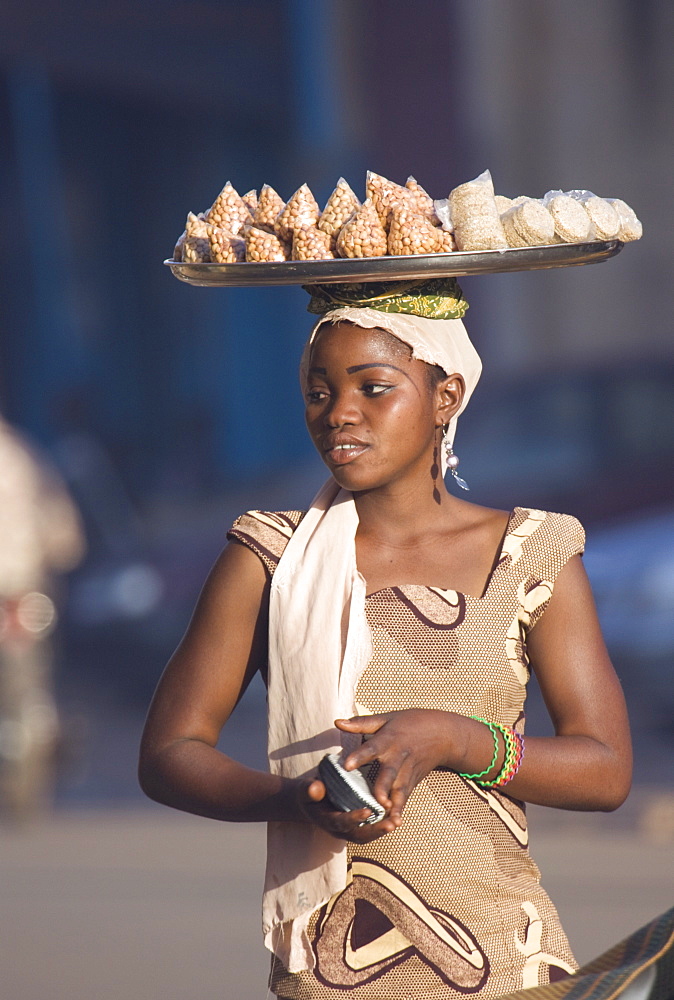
[335,709,459,826]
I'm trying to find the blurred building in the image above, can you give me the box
[0,1,672,708]
[0,0,672,506]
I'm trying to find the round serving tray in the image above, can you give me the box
[164,240,623,288]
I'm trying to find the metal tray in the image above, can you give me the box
[164,240,623,288]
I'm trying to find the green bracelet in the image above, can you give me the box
[479,725,517,788]
[458,717,500,781]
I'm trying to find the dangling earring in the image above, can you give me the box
[444,434,470,491]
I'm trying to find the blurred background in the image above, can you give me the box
[0,1,672,997]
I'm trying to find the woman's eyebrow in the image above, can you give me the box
[309,366,327,375]
[346,362,412,380]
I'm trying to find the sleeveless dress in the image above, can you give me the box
[227,506,586,1000]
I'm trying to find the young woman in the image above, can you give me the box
[139,279,633,1000]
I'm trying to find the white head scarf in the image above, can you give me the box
[262,308,482,973]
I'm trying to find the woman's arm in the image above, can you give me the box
[138,541,299,822]
[138,541,397,839]
[507,553,632,810]
[339,555,632,821]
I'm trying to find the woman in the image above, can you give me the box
[139,279,634,999]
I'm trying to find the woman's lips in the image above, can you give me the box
[324,442,369,465]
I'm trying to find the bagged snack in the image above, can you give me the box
[543,191,592,242]
[450,170,508,250]
[433,198,453,233]
[207,225,246,263]
[292,226,335,261]
[453,218,509,251]
[606,198,643,241]
[204,182,252,235]
[275,183,321,242]
[245,225,291,262]
[181,212,211,262]
[318,178,361,245]
[242,189,258,215]
[173,211,207,260]
[494,195,514,214]
[566,191,620,240]
[335,200,388,258]
[253,184,286,234]
[365,171,410,229]
[584,197,620,239]
[501,198,555,247]
[449,170,501,227]
[405,177,440,224]
[438,229,456,252]
[388,205,443,256]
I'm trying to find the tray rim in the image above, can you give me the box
[164,240,624,288]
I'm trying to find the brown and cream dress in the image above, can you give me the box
[227,505,586,1000]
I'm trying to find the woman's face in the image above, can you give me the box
[304,321,460,493]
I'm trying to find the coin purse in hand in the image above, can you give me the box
[318,753,386,825]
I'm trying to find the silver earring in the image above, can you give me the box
[444,438,470,491]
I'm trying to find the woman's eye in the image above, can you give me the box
[363,383,392,396]
[306,388,328,402]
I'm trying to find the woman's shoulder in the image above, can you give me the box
[226,510,306,576]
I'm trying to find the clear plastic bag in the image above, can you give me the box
[565,190,620,240]
[501,199,555,247]
[449,171,507,250]
[542,191,592,243]
[605,198,643,241]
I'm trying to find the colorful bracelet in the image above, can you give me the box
[483,730,525,788]
[457,715,524,788]
[493,731,525,788]
[457,718,500,781]
[458,719,526,788]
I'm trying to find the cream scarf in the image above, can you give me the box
[263,309,482,972]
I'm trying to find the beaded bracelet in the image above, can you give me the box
[457,718,500,781]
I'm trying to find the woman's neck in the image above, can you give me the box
[353,476,463,545]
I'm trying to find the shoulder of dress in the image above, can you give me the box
[503,507,585,572]
[226,510,306,576]
[230,509,306,535]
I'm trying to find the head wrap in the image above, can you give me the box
[262,282,482,973]
[304,276,469,320]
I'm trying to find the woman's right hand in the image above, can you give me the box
[294,778,398,843]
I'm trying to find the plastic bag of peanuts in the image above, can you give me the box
[204,182,252,235]
[252,184,286,235]
[335,200,388,258]
[292,226,334,261]
[388,205,443,256]
[275,184,320,242]
[318,178,361,249]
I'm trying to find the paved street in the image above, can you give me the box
[1,804,673,1000]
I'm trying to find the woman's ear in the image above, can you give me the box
[435,374,465,427]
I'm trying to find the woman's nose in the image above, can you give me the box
[324,389,360,427]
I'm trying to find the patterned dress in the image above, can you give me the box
[227,506,586,1000]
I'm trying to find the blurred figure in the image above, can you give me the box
[0,413,85,820]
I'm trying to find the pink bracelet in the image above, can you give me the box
[492,731,524,788]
